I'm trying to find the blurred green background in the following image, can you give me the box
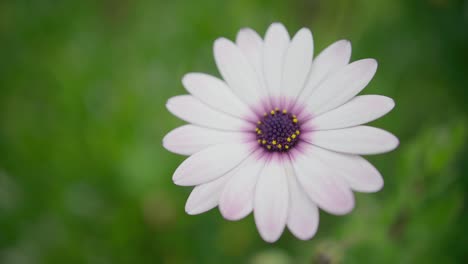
[1,0,467,263]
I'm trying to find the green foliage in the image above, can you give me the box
[0,0,467,263]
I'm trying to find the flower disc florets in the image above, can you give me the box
[256,108,301,152]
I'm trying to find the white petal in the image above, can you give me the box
[263,23,290,98]
[219,153,265,220]
[292,146,355,215]
[236,28,269,101]
[182,73,254,119]
[309,146,384,192]
[306,59,378,115]
[166,95,250,131]
[310,95,395,130]
[185,174,232,215]
[285,160,319,240]
[254,157,289,243]
[163,125,247,156]
[172,143,253,186]
[304,126,399,155]
[300,40,351,99]
[281,28,313,101]
[214,38,262,107]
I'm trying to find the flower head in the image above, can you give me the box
[163,23,398,242]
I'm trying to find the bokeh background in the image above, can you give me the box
[1,0,467,263]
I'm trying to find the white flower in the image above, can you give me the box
[163,23,399,242]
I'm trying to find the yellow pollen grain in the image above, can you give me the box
[267,145,271,150]
[270,110,275,115]
[282,109,287,114]
[255,127,259,131]
[293,118,298,123]
[277,144,282,149]
[291,134,296,139]
[285,145,289,149]
[262,140,266,144]
[287,137,291,142]
[272,140,277,145]
[296,130,300,135]
[257,130,262,134]
[257,139,261,143]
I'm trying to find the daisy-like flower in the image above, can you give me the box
[163,23,398,242]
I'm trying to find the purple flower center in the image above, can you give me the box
[255,108,301,152]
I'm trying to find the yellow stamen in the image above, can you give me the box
[285,145,289,149]
[267,145,271,150]
[270,110,275,115]
[277,144,282,149]
[262,140,266,144]
[287,137,291,142]
[291,134,296,139]
[296,130,300,135]
[257,130,262,134]
[257,139,261,143]
[293,118,298,123]
[282,109,287,114]
[272,140,277,145]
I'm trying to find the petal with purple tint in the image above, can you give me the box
[292,146,355,215]
[263,23,290,99]
[163,125,247,156]
[300,40,351,99]
[306,59,378,115]
[281,28,313,102]
[254,156,289,242]
[236,28,269,101]
[307,145,384,192]
[166,95,250,131]
[219,152,265,221]
[214,38,262,107]
[285,159,319,240]
[182,73,254,119]
[303,126,399,155]
[173,143,254,186]
[309,95,395,130]
[185,173,233,215]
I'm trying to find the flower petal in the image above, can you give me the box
[291,146,355,215]
[182,73,254,119]
[254,156,289,243]
[173,143,254,186]
[304,126,399,155]
[310,95,395,130]
[309,146,384,192]
[306,59,378,115]
[281,28,313,103]
[185,173,233,215]
[166,95,250,131]
[299,40,351,100]
[285,159,319,240]
[263,22,290,99]
[219,152,265,220]
[163,125,247,156]
[214,38,262,107]
[236,28,269,101]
